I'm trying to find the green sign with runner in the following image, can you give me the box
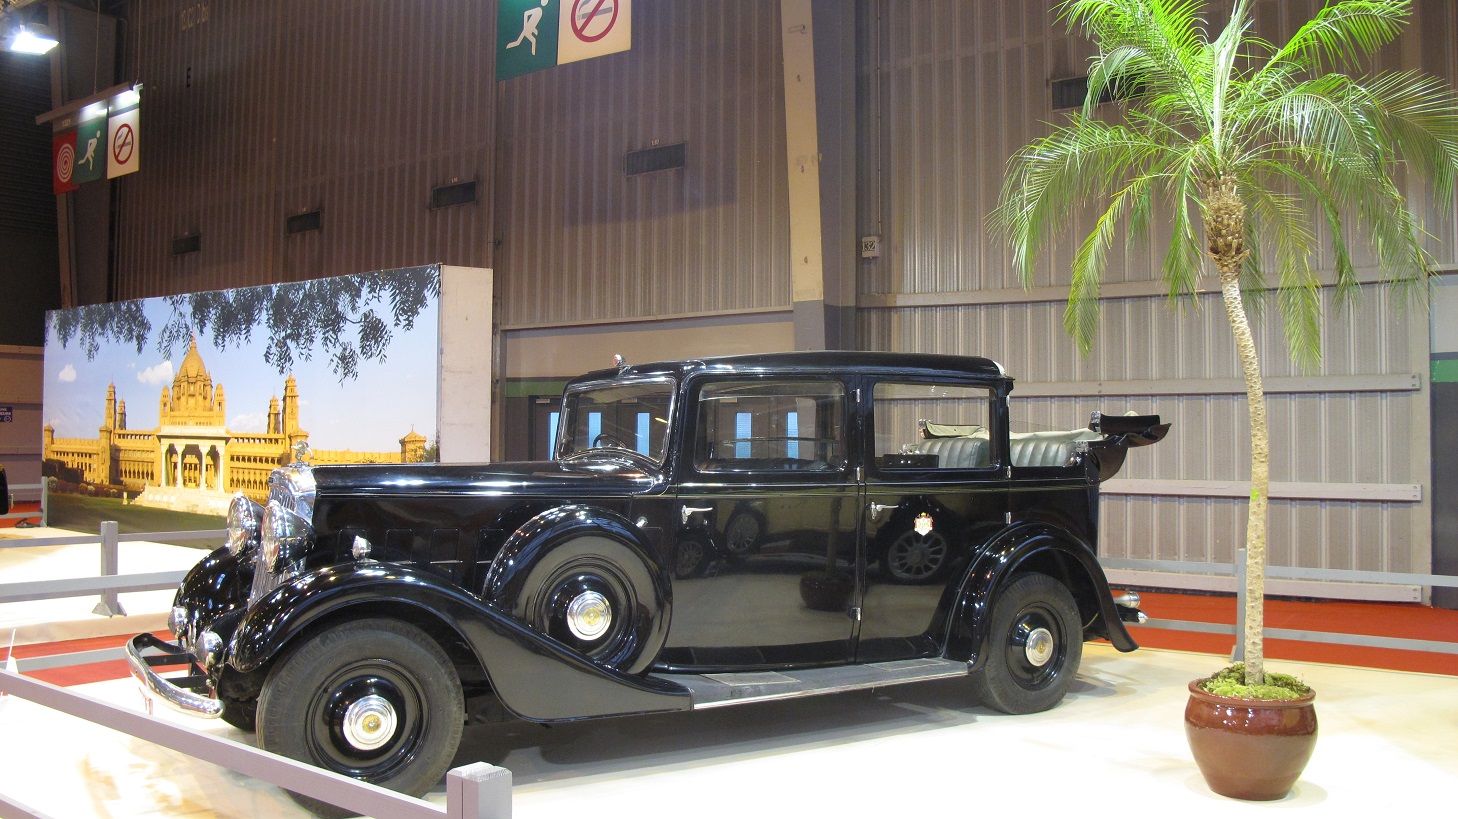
[497,0,561,81]
[73,117,107,184]
[496,0,631,81]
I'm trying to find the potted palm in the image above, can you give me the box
[992,0,1457,800]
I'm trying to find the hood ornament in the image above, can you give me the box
[291,440,312,465]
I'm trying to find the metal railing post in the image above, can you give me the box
[1231,547,1247,663]
[446,762,512,819]
[40,479,48,526]
[91,520,126,617]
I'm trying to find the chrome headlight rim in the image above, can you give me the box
[225,493,264,556]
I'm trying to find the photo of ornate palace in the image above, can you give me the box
[43,338,428,512]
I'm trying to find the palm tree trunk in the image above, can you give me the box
[1218,273,1268,686]
[1203,174,1267,686]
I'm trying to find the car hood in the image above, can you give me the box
[311,459,662,499]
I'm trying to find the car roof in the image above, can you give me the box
[569,350,1010,385]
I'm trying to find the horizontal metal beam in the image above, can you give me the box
[0,570,186,604]
[1011,373,1420,397]
[1102,478,1422,502]
[860,265,1404,309]
[1102,555,1457,587]
[0,668,444,819]
[1128,619,1458,655]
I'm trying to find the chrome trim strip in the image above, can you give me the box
[124,635,223,719]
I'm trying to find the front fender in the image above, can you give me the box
[944,523,1137,667]
[229,562,690,722]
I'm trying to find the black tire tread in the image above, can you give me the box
[969,572,1082,715]
[256,618,464,817]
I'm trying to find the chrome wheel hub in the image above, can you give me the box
[1024,627,1055,667]
[341,694,397,751]
[566,590,612,641]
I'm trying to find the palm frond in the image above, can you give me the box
[1067,175,1158,351]
[1059,0,1214,127]
[1161,169,1204,301]
[989,116,1166,284]
[1361,71,1458,204]
[1263,0,1410,72]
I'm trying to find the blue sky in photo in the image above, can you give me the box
[43,281,439,452]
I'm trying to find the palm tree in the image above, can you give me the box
[991,0,1457,685]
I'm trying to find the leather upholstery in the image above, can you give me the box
[1008,429,1100,467]
[915,436,990,468]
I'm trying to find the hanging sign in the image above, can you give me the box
[107,106,140,178]
[496,0,630,81]
[72,117,108,184]
[52,130,79,194]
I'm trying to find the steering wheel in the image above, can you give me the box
[592,432,629,450]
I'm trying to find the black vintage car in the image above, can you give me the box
[128,351,1166,810]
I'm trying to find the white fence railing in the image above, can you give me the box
[1105,550,1458,656]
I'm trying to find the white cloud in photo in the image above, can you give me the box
[57,364,77,382]
[229,413,266,432]
[137,360,174,386]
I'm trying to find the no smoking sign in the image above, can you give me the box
[558,0,630,66]
[107,106,141,179]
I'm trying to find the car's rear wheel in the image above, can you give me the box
[510,536,666,674]
[257,618,463,817]
[969,572,1082,714]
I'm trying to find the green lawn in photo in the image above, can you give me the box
[44,493,225,550]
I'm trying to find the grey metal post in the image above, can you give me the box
[1231,547,1246,663]
[91,520,126,617]
[41,479,48,526]
[446,762,512,819]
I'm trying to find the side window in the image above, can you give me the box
[873,382,995,470]
[695,380,846,472]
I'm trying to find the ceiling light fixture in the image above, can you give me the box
[4,22,58,55]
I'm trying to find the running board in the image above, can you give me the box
[651,657,970,710]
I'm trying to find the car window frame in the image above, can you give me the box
[864,376,1006,481]
[682,373,854,484]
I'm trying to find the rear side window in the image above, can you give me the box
[873,381,995,470]
[695,380,846,472]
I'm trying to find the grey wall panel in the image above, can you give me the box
[113,0,497,298]
[856,0,1450,591]
[495,0,790,328]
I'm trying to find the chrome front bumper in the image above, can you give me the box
[125,632,223,719]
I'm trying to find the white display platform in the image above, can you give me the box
[0,644,1453,817]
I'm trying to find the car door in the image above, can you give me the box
[857,378,1008,662]
[655,375,860,670]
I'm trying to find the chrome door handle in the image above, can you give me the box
[868,503,896,521]
[681,505,714,525]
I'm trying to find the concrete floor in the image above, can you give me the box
[0,643,1453,818]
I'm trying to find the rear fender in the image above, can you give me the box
[229,562,689,722]
[944,523,1136,668]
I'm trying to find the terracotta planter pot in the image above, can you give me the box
[1184,680,1318,800]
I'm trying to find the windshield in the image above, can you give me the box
[557,378,676,464]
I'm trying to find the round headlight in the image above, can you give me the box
[226,494,264,556]
[260,499,313,572]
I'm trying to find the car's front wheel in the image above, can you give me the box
[257,618,464,816]
[969,572,1082,714]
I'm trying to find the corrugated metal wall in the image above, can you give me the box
[494,0,790,327]
[113,0,498,298]
[855,0,1453,591]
